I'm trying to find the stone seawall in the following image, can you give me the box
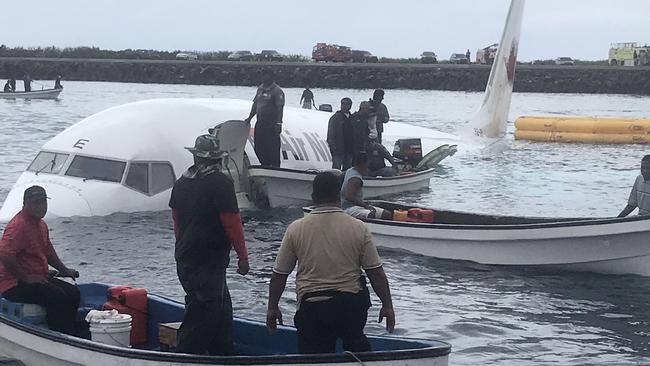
[1,57,650,95]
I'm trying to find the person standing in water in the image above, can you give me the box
[300,87,316,109]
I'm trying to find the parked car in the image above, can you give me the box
[555,57,576,65]
[175,52,198,61]
[420,51,438,64]
[449,53,469,64]
[255,50,284,62]
[351,50,378,63]
[228,50,254,61]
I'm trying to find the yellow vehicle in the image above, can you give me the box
[609,42,650,66]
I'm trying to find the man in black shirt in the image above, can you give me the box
[369,89,390,143]
[327,97,354,170]
[300,87,316,109]
[245,69,285,167]
[366,139,396,177]
[169,134,249,355]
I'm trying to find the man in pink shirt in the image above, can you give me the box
[0,186,80,335]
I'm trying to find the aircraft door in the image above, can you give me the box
[210,120,249,193]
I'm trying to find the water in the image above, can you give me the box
[1,82,650,365]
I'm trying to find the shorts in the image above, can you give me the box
[344,205,386,219]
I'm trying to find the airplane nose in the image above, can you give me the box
[0,183,92,223]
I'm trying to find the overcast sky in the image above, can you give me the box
[4,0,649,61]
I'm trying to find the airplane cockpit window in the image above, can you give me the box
[27,151,69,175]
[65,156,126,183]
[124,161,175,195]
[125,162,149,194]
[151,163,175,195]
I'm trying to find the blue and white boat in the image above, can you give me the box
[0,283,451,366]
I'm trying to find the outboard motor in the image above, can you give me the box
[318,104,333,112]
[393,138,423,171]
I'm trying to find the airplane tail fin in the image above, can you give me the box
[465,0,525,139]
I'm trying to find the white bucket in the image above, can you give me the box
[88,312,132,347]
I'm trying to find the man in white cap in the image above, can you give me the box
[169,134,249,355]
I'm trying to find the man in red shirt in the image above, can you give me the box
[0,186,80,335]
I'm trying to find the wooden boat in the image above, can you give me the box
[0,282,451,366]
[0,89,62,99]
[248,166,437,208]
[304,201,650,277]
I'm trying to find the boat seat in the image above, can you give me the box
[0,297,47,325]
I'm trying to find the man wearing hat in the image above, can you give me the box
[169,134,249,355]
[0,185,80,335]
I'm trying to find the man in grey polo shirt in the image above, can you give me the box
[266,172,395,354]
[619,155,650,217]
[245,69,285,167]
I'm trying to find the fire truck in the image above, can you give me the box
[609,42,650,66]
[312,43,352,62]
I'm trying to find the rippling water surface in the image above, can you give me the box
[1,82,650,365]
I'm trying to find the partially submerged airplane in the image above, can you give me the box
[0,0,524,222]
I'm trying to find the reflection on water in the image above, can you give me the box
[1,82,650,365]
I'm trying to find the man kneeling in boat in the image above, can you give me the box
[341,153,393,220]
[619,154,650,217]
[0,186,80,335]
[267,172,395,354]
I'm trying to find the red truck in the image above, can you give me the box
[312,43,352,62]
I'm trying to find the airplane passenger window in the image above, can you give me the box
[125,162,149,194]
[150,163,175,195]
[27,152,69,175]
[65,156,126,183]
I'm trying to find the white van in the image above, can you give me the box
[175,52,198,61]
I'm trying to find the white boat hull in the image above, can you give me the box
[0,89,62,99]
[249,167,436,208]
[365,215,650,276]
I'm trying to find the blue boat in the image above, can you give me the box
[0,283,451,365]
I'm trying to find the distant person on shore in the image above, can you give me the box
[3,80,13,92]
[369,89,389,143]
[0,186,80,336]
[327,97,354,170]
[266,171,395,354]
[300,87,316,109]
[466,49,471,63]
[54,75,63,89]
[23,74,32,92]
[618,155,650,217]
[169,134,250,355]
[341,153,393,220]
[245,69,285,167]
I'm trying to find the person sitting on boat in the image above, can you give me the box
[327,97,354,170]
[267,171,395,354]
[54,75,63,89]
[341,153,393,220]
[169,134,249,355]
[366,139,397,177]
[618,155,650,217]
[3,80,13,92]
[0,186,80,336]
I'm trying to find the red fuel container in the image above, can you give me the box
[407,208,435,223]
[103,286,148,347]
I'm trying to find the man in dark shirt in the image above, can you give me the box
[54,75,63,89]
[0,186,80,336]
[366,139,396,177]
[327,97,354,170]
[300,87,315,109]
[169,134,249,355]
[369,89,390,143]
[23,74,32,92]
[245,69,285,167]
[351,101,373,155]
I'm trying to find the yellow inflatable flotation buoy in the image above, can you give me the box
[514,116,650,144]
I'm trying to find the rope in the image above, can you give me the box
[343,351,366,366]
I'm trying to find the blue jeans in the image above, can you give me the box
[332,154,353,170]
